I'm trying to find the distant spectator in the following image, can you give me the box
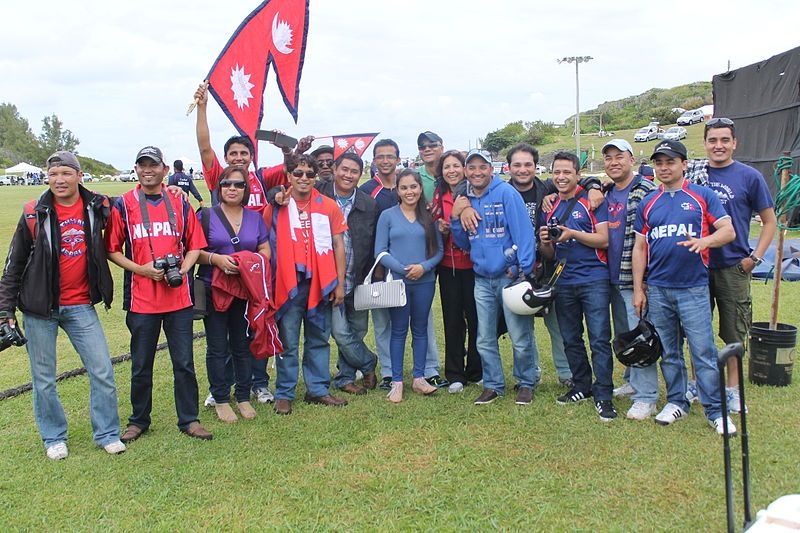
[168,160,204,205]
[638,159,654,180]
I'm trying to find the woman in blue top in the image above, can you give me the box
[197,166,271,423]
[374,170,444,402]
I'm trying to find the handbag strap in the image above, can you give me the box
[213,205,242,252]
[363,251,393,283]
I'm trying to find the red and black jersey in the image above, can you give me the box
[105,185,207,313]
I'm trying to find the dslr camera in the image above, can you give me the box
[0,322,27,352]
[153,254,183,288]
[547,219,563,241]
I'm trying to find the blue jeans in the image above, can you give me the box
[275,280,333,400]
[474,275,541,394]
[204,298,253,403]
[541,306,572,381]
[24,305,121,448]
[388,281,436,381]
[647,285,722,421]
[554,281,614,401]
[126,307,199,431]
[610,284,659,403]
[373,308,440,379]
[332,292,377,387]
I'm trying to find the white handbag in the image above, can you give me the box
[354,252,407,310]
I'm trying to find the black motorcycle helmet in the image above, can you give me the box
[612,318,663,368]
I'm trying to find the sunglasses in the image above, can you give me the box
[219,179,246,189]
[706,117,734,126]
[418,143,441,151]
[317,159,333,168]
[292,170,317,179]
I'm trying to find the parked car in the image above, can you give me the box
[659,126,688,141]
[0,175,14,186]
[536,164,547,175]
[82,173,95,182]
[634,125,660,142]
[677,109,705,125]
[117,170,137,182]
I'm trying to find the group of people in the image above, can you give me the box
[0,81,776,460]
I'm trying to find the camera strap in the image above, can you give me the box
[213,205,243,252]
[137,189,182,261]
[555,190,585,226]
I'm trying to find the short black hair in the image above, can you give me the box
[286,153,319,174]
[335,152,364,173]
[224,135,254,157]
[506,143,539,165]
[373,138,400,157]
[704,118,736,140]
[552,151,580,173]
[173,159,184,172]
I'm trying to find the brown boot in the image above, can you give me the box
[274,399,292,415]
[181,421,213,440]
[386,381,403,403]
[237,401,257,420]
[215,403,238,424]
[339,382,367,395]
[362,371,378,390]
[412,377,437,395]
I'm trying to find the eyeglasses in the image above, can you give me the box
[706,118,734,126]
[374,155,397,161]
[418,143,441,151]
[292,170,317,179]
[219,180,246,189]
[317,159,333,168]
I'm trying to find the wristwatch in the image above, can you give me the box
[748,253,763,266]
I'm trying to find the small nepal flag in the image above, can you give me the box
[332,133,380,159]
[206,0,310,161]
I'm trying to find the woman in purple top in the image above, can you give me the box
[197,167,270,423]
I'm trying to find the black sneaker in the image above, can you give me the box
[473,389,499,405]
[595,400,618,422]
[426,375,449,388]
[378,377,392,391]
[559,377,575,389]
[556,389,592,405]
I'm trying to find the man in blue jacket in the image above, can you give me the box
[167,160,204,205]
[451,149,540,406]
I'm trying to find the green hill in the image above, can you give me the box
[574,81,712,132]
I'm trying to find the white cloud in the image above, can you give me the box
[1,0,798,169]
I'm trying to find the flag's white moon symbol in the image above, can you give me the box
[355,139,365,150]
[272,13,294,54]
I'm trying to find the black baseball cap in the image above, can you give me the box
[310,145,334,158]
[417,131,443,147]
[650,140,687,161]
[135,146,165,165]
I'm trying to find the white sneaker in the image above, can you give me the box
[46,442,68,460]
[626,401,657,421]
[710,416,738,437]
[253,387,274,404]
[726,387,748,414]
[613,382,636,398]
[355,370,364,381]
[103,440,127,455]
[686,380,699,403]
[448,382,464,394]
[204,393,217,407]
[654,403,687,426]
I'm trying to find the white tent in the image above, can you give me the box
[5,162,42,174]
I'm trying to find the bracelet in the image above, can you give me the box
[208,252,215,266]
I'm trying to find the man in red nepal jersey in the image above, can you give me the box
[106,146,212,443]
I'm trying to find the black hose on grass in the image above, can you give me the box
[0,331,207,401]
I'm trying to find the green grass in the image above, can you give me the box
[0,183,798,530]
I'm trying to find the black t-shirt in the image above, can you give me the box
[511,178,557,230]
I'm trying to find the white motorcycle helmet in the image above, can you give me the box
[502,279,555,316]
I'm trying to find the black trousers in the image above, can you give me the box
[438,265,482,385]
[126,307,199,431]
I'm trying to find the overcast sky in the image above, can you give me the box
[2,0,798,171]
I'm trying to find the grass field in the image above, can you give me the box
[0,182,798,531]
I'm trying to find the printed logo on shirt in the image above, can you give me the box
[648,223,696,240]
[247,193,263,207]
[59,218,86,257]
[608,202,624,218]
[709,181,735,205]
[130,222,178,240]
[571,210,584,220]
[680,202,697,211]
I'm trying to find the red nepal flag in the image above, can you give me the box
[206,0,309,152]
[332,133,380,159]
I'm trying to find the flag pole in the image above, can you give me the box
[186,80,209,116]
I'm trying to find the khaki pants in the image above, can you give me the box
[709,263,752,348]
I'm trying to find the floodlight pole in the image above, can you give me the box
[558,55,593,161]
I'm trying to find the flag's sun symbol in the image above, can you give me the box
[336,138,350,149]
[230,64,255,109]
